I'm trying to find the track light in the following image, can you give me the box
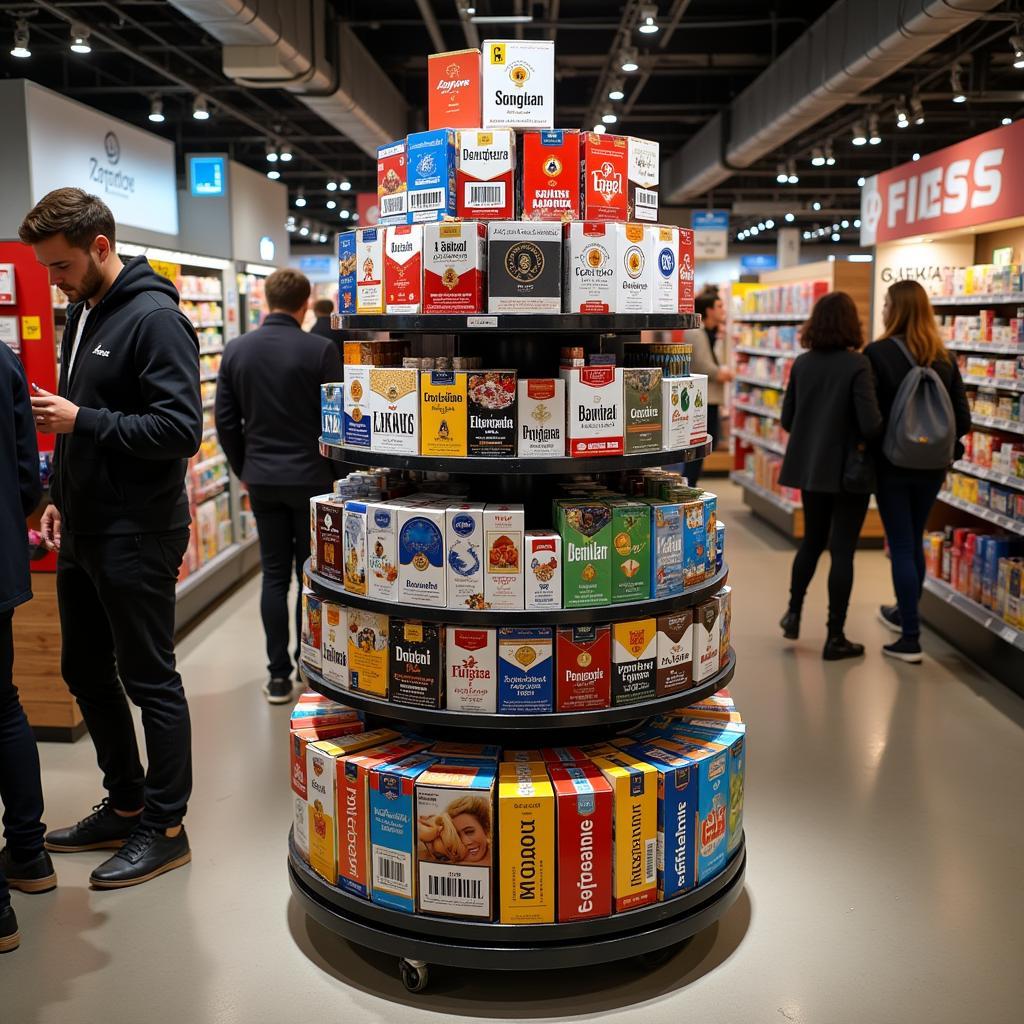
[593,124,607,134]
[619,46,639,72]
[10,19,30,59]
[854,219,861,228]
[326,180,338,191]
[951,64,966,103]
[912,153,920,162]
[352,213,360,223]
[856,176,866,187]
[1002,116,1013,126]
[340,209,351,220]
[911,95,925,125]
[825,141,836,166]
[266,143,279,163]
[810,147,825,167]
[299,224,309,237]
[785,212,795,223]
[148,95,165,124]
[69,23,91,54]
[803,231,811,240]
[340,179,352,192]
[267,169,281,180]
[602,110,618,124]
[750,226,759,235]
[776,162,788,184]
[787,159,799,184]
[896,99,909,127]
[765,219,775,229]
[279,143,293,163]
[1010,33,1024,69]
[295,190,306,208]
[868,113,881,145]
[851,122,867,146]
[831,233,840,242]
[326,199,337,210]
[608,77,625,101]
[812,202,821,211]
[637,5,659,34]
[757,222,765,231]
[192,95,210,120]
[841,220,849,229]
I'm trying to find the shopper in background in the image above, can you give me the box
[216,269,344,704]
[778,292,883,660]
[0,344,54,953]
[683,291,733,484]
[20,188,201,888]
[309,298,343,346]
[866,280,971,664]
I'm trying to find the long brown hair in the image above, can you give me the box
[800,291,863,351]
[882,280,950,364]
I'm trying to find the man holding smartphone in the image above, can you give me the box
[21,188,201,889]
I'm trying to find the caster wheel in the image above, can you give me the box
[399,959,429,993]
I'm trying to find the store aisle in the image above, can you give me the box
[2,481,1022,1024]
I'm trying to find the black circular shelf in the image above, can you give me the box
[306,561,728,625]
[300,649,734,732]
[333,312,702,334]
[288,831,746,970]
[319,437,711,475]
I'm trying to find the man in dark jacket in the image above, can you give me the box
[309,298,343,345]
[216,269,343,703]
[0,343,54,953]
[21,188,201,888]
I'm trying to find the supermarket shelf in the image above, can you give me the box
[192,453,227,474]
[937,493,1024,536]
[202,399,216,410]
[190,320,224,329]
[733,403,781,421]
[174,535,260,632]
[179,293,223,302]
[193,479,229,503]
[731,313,809,323]
[735,374,785,391]
[732,428,787,456]
[952,460,1024,493]
[306,561,729,627]
[946,340,1024,355]
[971,414,1024,435]
[199,346,224,356]
[301,650,735,732]
[963,377,1024,394]
[930,292,1024,306]
[319,437,712,476]
[730,471,799,512]
[922,577,1024,650]
[333,313,702,334]
[200,373,219,383]
[734,346,798,358]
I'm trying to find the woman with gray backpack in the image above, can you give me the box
[865,280,972,663]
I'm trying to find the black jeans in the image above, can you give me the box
[248,484,323,679]
[875,472,945,640]
[788,490,870,637]
[0,608,46,909]
[57,529,191,831]
[682,403,720,486]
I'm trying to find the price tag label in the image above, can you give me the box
[150,260,181,283]
[1000,626,1017,644]
[467,316,497,328]
[20,315,41,340]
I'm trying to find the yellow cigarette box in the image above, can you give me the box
[420,370,469,457]
[498,761,555,923]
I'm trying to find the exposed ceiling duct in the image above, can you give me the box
[168,0,407,157]
[662,0,1005,203]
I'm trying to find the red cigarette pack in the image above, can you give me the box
[555,625,612,711]
[580,133,628,221]
[384,225,423,314]
[521,129,581,221]
[428,49,482,131]
[678,228,695,314]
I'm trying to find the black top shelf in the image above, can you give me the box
[332,313,701,334]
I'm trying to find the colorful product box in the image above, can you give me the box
[337,230,357,315]
[343,365,371,449]
[347,609,390,700]
[445,503,486,611]
[548,762,613,921]
[622,367,663,454]
[397,503,447,608]
[487,221,563,313]
[616,223,654,314]
[415,763,497,920]
[407,129,457,223]
[315,496,345,584]
[563,221,619,314]
[366,500,399,602]
[521,129,581,221]
[580,133,628,221]
[498,626,554,713]
[683,374,709,445]
[321,382,343,444]
[420,369,469,457]
[384,224,423,314]
[389,620,445,710]
[321,602,349,688]
[681,496,713,587]
[457,129,516,219]
[468,371,517,457]
[423,221,487,315]
[518,378,565,457]
[652,226,679,314]
[560,366,624,458]
[542,747,592,766]
[717,585,732,666]
[342,500,367,596]
[484,504,525,610]
[370,368,419,455]
[503,749,544,763]
[693,599,722,683]
[627,137,659,223]
[482,39,555,130]
[429,742,501,764]
[612,618,657,707]
[498,761,556,924]
[555,625,612,712]
[525,529,561,610]
[376,141,408,225]
[356,227,385,313]
[428,48,482,130]
[716,520,726,573]
[557,501,612,608]
[446,627,498,713]
[656,610,693,696]
[300,588,322,668]
[607,499,651,603]
[678,229,695,314]
[661,377,690,451]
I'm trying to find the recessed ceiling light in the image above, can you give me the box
[148,95,165,124]
[192,95,211,120]
[69,23,91,54]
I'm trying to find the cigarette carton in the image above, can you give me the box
[612,618,657,707]
[488,221,563,313]
[321,602,349,688]
[590,751,658,911]
[521,129,581,221]
[343,500,367,596]
[504,749,544,763]
[389,620,445,710]
[457,129,516,220]
[423,222,487,315]
[407,129,457,223]
[557,501,612,608]
[541,747,592,766]
[343,365,372,449]
[468,371,517,457]
[445,503,486,611]
[420,369,469,457]
[315,496,346,584]
[377,141,408,225]
[347,609,390,700]
[518,378,565,457]
[549,762,614,921]
[428,48,482,130]
[366,501,399,602]
[525,530,561,610]
[560,366,624,458]
[370,752,440,912]
[384,224,423,314]
[716,520,725,573]
[563,221,618,314]
[300,588,322,669]
[622,367,663,454]
[555,625,611,712]
[446,627,498,713]
[580,133,628,222]
[716,585,732,666]
[416,763,497,919]
[321,382,343,444]
[681,497,709,587]
[607,499,651,603]
[370,368,419,455]
[693,599,722,683]
[356,227,385,313]
[337,230,357,316]
[429,742,501,764]
[649,500,683,598]
[653,226,679,314]
[482,39,554,130]
[678,229,695,314]
[484,504,525,609]
[683,374,709,446]
[397,503,447,608]
[498,762,556,924]
[656,610,693,696]
[616,223,654,313]
[498,626,554,714]
[627,137,659,223]
[661,376,692,452]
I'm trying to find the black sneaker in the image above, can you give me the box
[823,636,865,661]
[45,799,141,853]
[878,605,902,634]
[0,848,56,894]
[883,637,923,664]
[263,677,293,705]
[0,905,18,954]
[779,611,800,640]
[89,825,191,890]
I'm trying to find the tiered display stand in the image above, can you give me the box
[289,312,747,992]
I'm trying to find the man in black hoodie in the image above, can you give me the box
[21,188,201,889]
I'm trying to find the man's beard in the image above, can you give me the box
[72,257,105,303]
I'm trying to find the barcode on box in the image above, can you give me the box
[645,839,657,885]
[636,188,658,209]
[428,875,481,899]
[410,189,444,211]
[381,194,406,217]
[419,863,490,916]
[373,846,411,897]
[466,183,506,208]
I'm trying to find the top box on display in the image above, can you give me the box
[428,49,482,130]
[482,39,555,130]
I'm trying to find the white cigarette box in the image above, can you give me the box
[423,221,487,315]
[366,500,399,602]
[560,365,624,458]
[356,227,385,314]
[652,225,679,314]
[693,599,722,682]
[563,221,618,314]
[684,374,709,445]
[342,501,367,597]
[446,502,486,611]
[525,530,562,610]
[446,627,498,713]
[627,137,659,223]
[457,129,516,220]
[662,376,690,452]
[384,224,423,315]
[321,602,349,688]
[397,503,447,608]
[484,504,525,609]
[482,39,555,130]
[517,378,565,457]
[370,368,419,455]
[616,223,654,314]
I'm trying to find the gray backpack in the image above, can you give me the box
[881,336,956,470]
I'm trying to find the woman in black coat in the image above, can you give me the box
[777,291,883,660]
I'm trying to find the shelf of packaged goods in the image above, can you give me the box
[945,340,1024,355]
[931,292,1024,306]
[952,460,1024,493]
[199,346,224,356]
[729,471,799,512]
[971,414,1024,435]
[732,403,782,421]
[731,313,810,323]
[192,479,229,503]
[288,831,746,973]
[734,374,785,391]
[300,650,735,732]
[333,313,702,334]
[174,535,261,631]
[734,346,798,359]
[732,429,787,457]
[922,577,1024,651]
[202,399,216,410]
[305,561,729,627]
[191,453,227,474]
[189,320,224,329]
[179,293,224,303]
[937,492,1024,537]
[963,378,1024,394]
[318,437,712,475]
[201,426,218,439]
[200,373,219,383]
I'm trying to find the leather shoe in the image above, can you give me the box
[0,848,56,893]
[90,825,191,889]
[45,798,140,853]
[823,636,865,661]
[779,610,800,640]
[0,905,19,954]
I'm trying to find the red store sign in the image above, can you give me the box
[859,119,1023,246]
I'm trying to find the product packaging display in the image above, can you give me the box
[301,587,323,668]
[517,378,565,457]
[370,368,420,455]
[406,129,457,222]
[321,602,349,688]
[377,141,408,225]
[355,228,386,315]
[525,530,562,610]
[678,229,695,314]
[627,137,659,223]
[580,133,628,221]
[563,221,619,314]
[468,371,518,457]
[315,498,345,584]
[446,627,498,713]
[366,501,399,602]
[420,369,469,457]
[488,221,563,313]
[445,503,486,610]
[428,48,482,130]
[622,368,663,454]
[555,625,611,712]
[398,503,447,608]
[557,501,612,607]
[384,224,423,314]
[521,129,581,221]
[612,618,658,707]
[389,620,445,709]
[498,761,556,923]
[423,222,488,315]
[607,499,651,603]
[560,365,624,458]
[321,383,343,444]
[343,365,372,448]
[457,129,516,219]
[347,610,390,700]
[498,626,554,713]
[656,610,693,695]
[649,500,683,598]
[683,374,709,443]
[717,585,733,666]
[337,231,357,315]
[484,504,525,609]
[616,223,654,314]
[652,226,679,315]
[482,39,555,130]
[343,501,368,596]
[693,599,722,683]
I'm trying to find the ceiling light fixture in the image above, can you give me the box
[787,159,799,184]
[619,46,640,73]
[608,77,625,101]
[1010,32,1024,69]
[339,209,351,219]
[326,180,338,191]
[856,176,866,187]
[803,231,811,240]
[340,179,352,192]
[602,110,618,124]
[326,199,337,210]
[851,121,867,146]
[637,5,659,34]
[812,201,822,211]
[299,224,309,237]
[951,64,966,103]
[912,152,920,161]
[825,141,836,166]
[593,124,607,134]
[279,143,293,163]
[148,95,165,124]
[69,23,91,54]
[841,219,849,229]
[267,169,281,180]
[785,212,795,222]
[776,162,788,184]
[266,143,279,163]
[470,13,533,23]
[750,226,759,235]
[765,219,775,230]
[854,218,861,228]
[1002,116,1013,125]
[192,95,211,120]
[911,95,925,125]
[11,19,31,59]
[896,99,909,127]
[352,213,359,223]
[868,113,881,145]
[295,190,306,208]
[810,147,825,167]
[831,232,840,242]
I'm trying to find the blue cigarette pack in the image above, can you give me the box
[320,383,342,444]
[497,627,554,713]
[407,129,458,223]
[337,230,357,315]
[682,493,717,586]
[647,500,683,598]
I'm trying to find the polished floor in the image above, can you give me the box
[3,481,1023,1023]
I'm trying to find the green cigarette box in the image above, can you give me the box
[607,499,651,604]
[557,501,613,608]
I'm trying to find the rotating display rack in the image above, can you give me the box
[289,312,746,992]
